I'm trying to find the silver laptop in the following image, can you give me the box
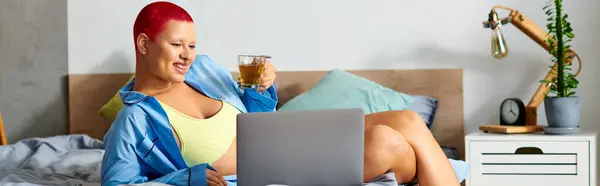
[236,108,365,186]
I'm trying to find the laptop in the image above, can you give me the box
[236,108,365,186]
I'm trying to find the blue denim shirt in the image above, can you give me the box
[100,55,277,186]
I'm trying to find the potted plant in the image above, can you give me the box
[540,0,581,134]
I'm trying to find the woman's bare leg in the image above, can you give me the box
[364,110,460,186]
[363,125,416,183]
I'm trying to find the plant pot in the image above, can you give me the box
[544,96,581,134]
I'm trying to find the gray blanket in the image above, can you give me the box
[0,135,104,186]
[0,135,411,186]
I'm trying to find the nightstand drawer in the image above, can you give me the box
[468,141,590,186]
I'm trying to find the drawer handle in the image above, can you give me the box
[514,147,544,154]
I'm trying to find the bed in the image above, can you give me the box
[0,68,466,186]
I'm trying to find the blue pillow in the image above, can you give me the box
[406,95,439,129]
[278,69,415,114]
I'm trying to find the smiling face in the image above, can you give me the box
[132,1,195,84]
[138,20,196,83]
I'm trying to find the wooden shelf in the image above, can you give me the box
[479,124,544,134]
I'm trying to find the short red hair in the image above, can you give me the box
[133,1,193,48]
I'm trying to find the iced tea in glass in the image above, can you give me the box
[237,55,268,88]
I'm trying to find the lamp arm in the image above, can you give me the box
[498,8,583,126]
[492,6,517,12]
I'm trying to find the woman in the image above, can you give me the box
[101,1,461,186]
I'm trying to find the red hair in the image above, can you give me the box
[133,1,193,49]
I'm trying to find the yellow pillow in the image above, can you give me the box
[98,75,135,123]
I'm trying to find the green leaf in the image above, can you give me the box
[566,32,575,38]
[564,27,573,33]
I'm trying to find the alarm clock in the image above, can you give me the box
[499,98,526,126]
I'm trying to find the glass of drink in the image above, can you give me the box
[237,55,269,89]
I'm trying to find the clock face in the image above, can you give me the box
[502,99,520,124]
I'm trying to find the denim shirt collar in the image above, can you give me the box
[118,78,147,105]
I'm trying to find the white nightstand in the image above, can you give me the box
[465,131,599,186]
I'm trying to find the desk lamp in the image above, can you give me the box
[478,6,582,133]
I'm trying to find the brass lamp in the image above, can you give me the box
[479,6,582,133]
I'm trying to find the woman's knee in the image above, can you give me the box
[364,125,416,183]
[392,110,425,125]
[373,110,427,133]
[366,110,425,130]
[364,125,410,157]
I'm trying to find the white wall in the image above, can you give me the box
[68,0,600,135]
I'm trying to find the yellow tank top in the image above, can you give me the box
[158,100,239,166]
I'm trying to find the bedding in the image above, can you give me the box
[275,69,439,128]
[406,95,438,129]
[0,135,465,186]
[0,135,103,186]
[277,68,416,114]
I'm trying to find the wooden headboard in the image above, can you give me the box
[68,69,464,158]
